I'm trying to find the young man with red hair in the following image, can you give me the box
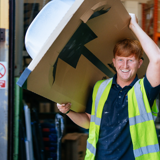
[57,14,160,159]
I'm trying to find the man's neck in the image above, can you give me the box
[116,77,135,88]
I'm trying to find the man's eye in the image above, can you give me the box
[129,60,133,62]
[119,59,122,61]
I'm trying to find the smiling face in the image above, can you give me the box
[113,39,143,87]
[113,55,143,87]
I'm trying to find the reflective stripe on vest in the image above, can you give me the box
[95,79,113,115]
[128,79,160,159]
[134,144,160,158]
[85,78,113,160]
[87,141,96,155]
[129,80,156,125]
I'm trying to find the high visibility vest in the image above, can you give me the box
[85,78,160,160]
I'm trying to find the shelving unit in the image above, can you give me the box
[142,0,160,44]
[153,0,159,43]
[141,1,154,36]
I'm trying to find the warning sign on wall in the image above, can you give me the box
[0,62,7,89]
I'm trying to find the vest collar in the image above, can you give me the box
[112,74,139,88]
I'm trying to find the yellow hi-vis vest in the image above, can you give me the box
[85,78,160,160]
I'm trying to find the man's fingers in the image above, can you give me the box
[129,13,138,23]
[57,103,65,107]
[66,103,71,107]
[57,103,71,111]
[57,103,71,107]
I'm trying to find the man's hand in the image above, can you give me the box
[57,103,71,114]
[57,102,90,129]
[129,13,138,29]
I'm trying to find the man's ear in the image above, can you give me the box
[112,58,116,67]
[138,59,143,68]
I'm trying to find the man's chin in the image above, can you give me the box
[120,76,132,82]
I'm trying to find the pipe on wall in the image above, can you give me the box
[8,0,15,159]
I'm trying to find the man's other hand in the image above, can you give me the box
[57,103,71,114]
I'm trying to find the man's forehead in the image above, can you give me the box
[115,55,136,59]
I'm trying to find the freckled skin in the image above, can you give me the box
[112,55,143,88]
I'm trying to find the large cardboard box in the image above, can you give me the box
[62,133,88,160]
[17,0,149,112]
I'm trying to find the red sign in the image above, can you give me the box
[0,63,6,79]
[0,80,5,88]
[0,62,7,89]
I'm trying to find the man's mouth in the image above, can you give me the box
[121,70,130,73]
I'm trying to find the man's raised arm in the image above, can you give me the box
[57,103,91,129]
[129,13,160,87]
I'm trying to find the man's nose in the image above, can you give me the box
[123,60,129,68]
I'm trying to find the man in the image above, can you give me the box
[57,13,160,159]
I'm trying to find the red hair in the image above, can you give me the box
[113,39,143,59]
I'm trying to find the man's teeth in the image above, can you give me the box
[121,70,129,73]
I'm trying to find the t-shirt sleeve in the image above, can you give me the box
[144,75,160,107]
[85,89,93,114]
